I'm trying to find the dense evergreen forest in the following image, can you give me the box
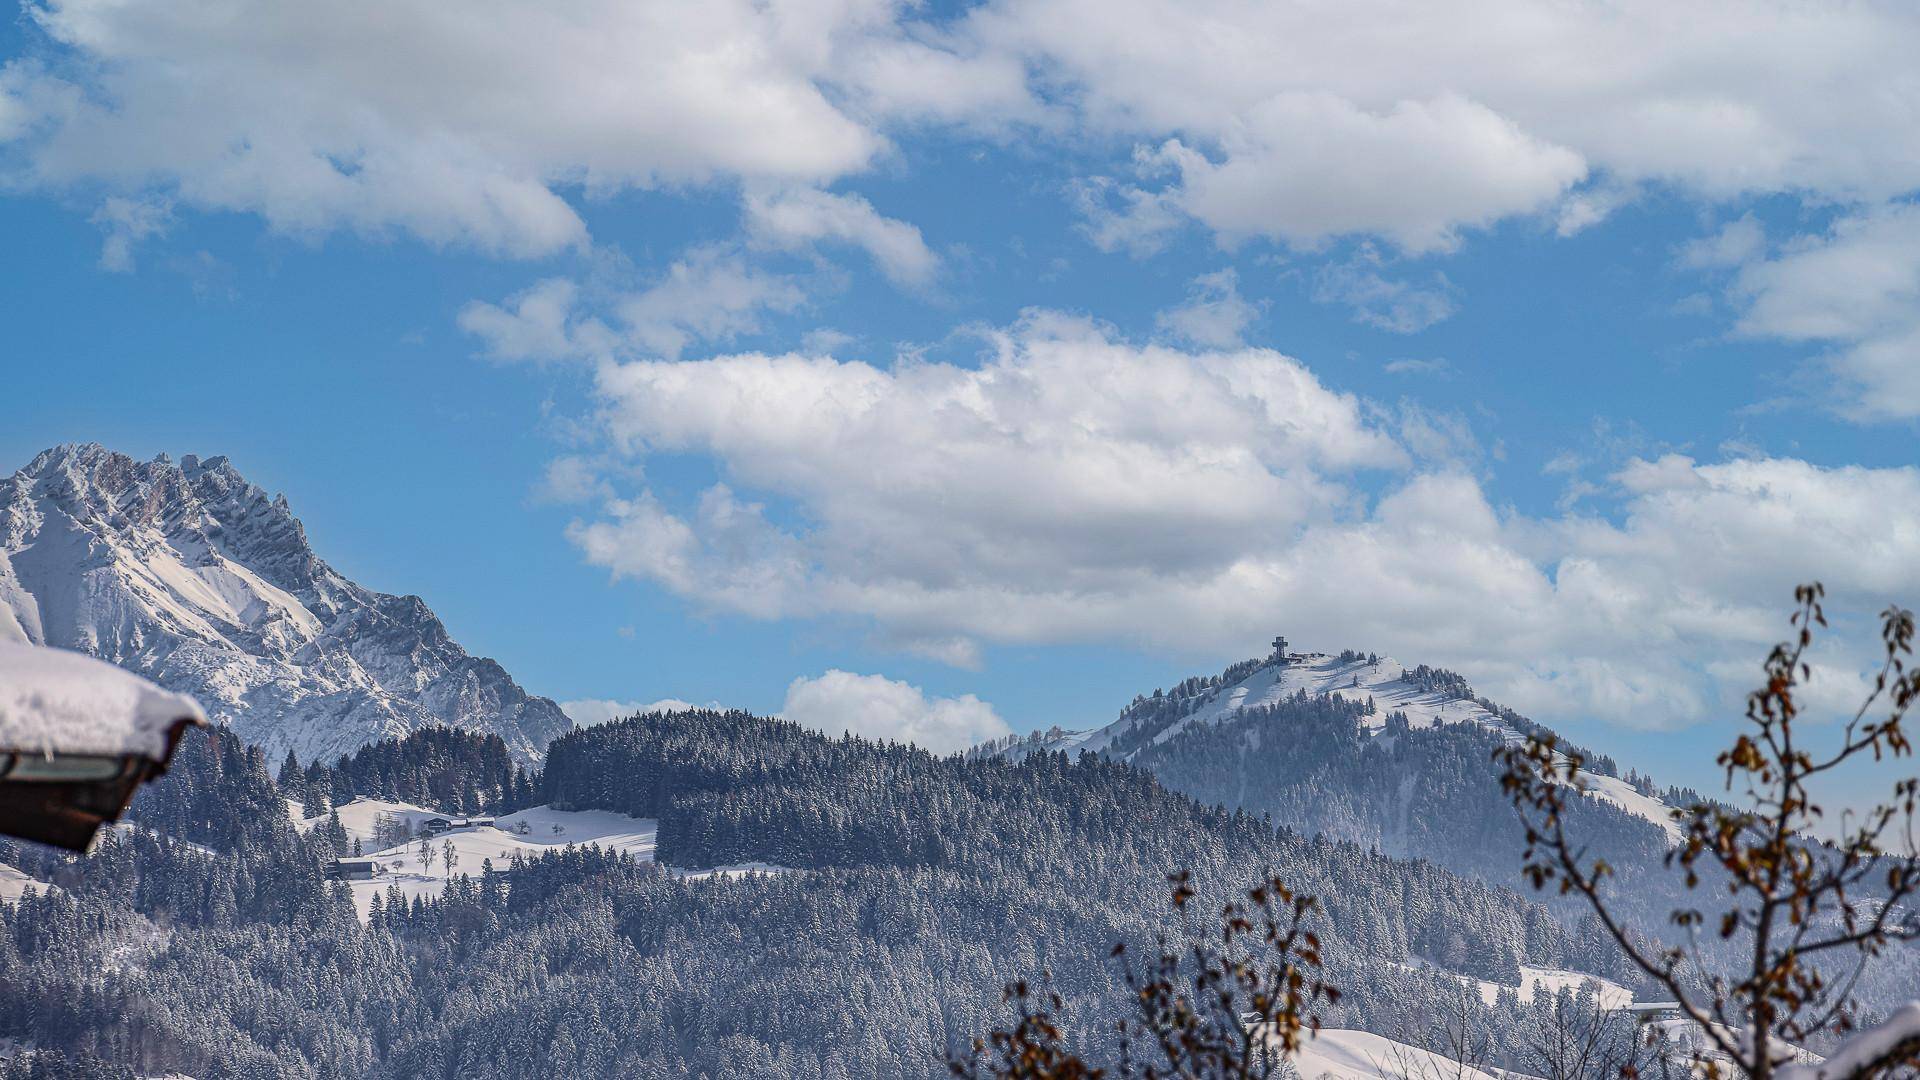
[0,713,1644,1078]
[281,727,540,819]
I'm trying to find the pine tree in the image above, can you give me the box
[277,749,304,800]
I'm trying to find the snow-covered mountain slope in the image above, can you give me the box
[0,444,571,766]
[1098,653,1501,749]
[979,649,1684,843]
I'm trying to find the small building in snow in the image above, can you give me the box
[0,642,206,851]
[330,858,380,881]
[1616,1001,1685,1026]
[422,817,494,835]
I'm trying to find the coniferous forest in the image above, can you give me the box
[1,708,1662,1079]
[6,653,1920,1079]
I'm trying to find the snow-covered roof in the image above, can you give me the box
[0,642,205,761]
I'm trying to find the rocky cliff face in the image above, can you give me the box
[0,443,571,765]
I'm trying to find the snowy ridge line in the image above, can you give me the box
[0,443,573,766]
[976,649,1686,843]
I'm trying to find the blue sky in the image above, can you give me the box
[5,0,1920,802]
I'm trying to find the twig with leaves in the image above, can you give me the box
[951,871,1339,1080]
[1497,584,1920,1080]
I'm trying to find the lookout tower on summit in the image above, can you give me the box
[1271,635,1290,664]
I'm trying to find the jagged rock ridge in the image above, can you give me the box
[0,443,571,765]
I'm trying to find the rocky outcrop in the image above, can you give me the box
[0,443,570,765]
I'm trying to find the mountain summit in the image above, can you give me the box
[975,645,1687,885]
[0,443,570,765]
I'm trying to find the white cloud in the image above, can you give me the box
[1553,181,1639,238]
[11,0,1920,267]
[780,670,1008,753]
[1383,358,1451,376]
[1394,402,1481,466]
[0,73,32,141]
[532,455,612,505]
[557,313,1920,730]
[744,188,939,287]
[1072,167,1191,257]
[834,32,1042,132]
[90,195,171,272]
[616,248,806,359]
[4,0,915,254]
[458,279,616,364]
[965,0,1920,248]
[575,313,1402,658]
[460,248,805,363]
[800,328,856,355]
[1312,246,1457,333]
[561,698,705,727]
[1727,203,1920,419]
[570,485,810,621]
[1155,269,1263,348]
[1735,206,1920,341]
[1678,214,1766,270]
[1140,95,1585,254]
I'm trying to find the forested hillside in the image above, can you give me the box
[980,652,1703,932]
[1066,654,1920,1036]
[285,726,540,818]
[0,713,1633,1078]
[1126,689,1682,918]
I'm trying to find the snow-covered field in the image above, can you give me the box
[675,862,793,882]
[300,798,793,919]
[1292,1028,1501,1080]
[0,862,54,903]
[1403,958,1636,1012]
[290,795,444,846]
[1480,965,1634,1011]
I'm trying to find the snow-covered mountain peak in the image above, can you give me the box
[0,444,571,766]
[1013,650,1500,758]
[979,646,1685,843]
[1107,650,1500,748]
